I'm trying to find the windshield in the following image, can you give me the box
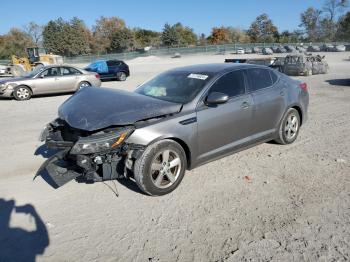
[24,67,45,78]
[135,71,213,104]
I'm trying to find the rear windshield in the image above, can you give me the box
[135,71,213,104]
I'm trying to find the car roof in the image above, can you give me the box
[41,64,75,68]
[33,65,85,74]
[168,63,267,75]
[107,59,123,62]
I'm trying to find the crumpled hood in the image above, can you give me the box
[58,87,182,131]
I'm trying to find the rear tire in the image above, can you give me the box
[117,72,127,81]
[275,108,300,145]
[77,81,91,90]
[134,139,187,196]
[13,85,32,101]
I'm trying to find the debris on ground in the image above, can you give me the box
[244,176,252,183]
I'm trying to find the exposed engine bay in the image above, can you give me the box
[38,118,142,188]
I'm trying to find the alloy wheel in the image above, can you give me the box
[119,72,126,81]
[150,149,181,189]
[284,114,299,140]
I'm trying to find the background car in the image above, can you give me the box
[284,45,297,53]
[307,45,321,52]
[262,47,273,55]
[0,65,101,100]
[236,48,245,54]
[333,45,346,52]
[271,46,278,53]
[85,59,130,81]
[244,48,252,54]
[321,44,334,52]
[252,47,261,53]
[276,46,287,53]
[0,65,7,75]
[296,46,306,53]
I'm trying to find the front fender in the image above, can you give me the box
[126,113,198,166]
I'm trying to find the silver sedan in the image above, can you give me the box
[39,63,309,196]
[0,65,101,100]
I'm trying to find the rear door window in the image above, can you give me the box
[68,67,82,75]
[107,60,118,67]
[246,68,273,92]
[209,70,246,98]
[61,67,82,76]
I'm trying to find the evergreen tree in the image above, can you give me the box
[161,23,180,47]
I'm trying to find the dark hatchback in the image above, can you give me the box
[85,59,130,81]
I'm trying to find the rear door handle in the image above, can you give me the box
[241,101,250,109]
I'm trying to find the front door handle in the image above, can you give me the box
[241,101,250,109]
[280,88,286,96]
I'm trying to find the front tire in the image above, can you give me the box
[13,86,32,101]
[134,139,187,196]
[275,108,301,145]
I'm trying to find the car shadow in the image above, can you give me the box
[0,92,74,101]
[116,178,146,195]
[101,78,119,82]
[0,199,49,262]
[325,79,350,86]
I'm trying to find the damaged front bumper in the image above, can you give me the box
[37,120,142,188]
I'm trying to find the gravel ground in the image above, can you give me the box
[0,52,349,262]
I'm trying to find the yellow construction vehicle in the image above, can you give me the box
[11,47,63,76]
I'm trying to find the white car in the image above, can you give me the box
[236,48,245,54]
[0,65,7,75]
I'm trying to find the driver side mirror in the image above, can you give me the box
[205,92,229,105]
[39,74,44,78]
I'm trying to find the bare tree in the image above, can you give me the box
[322,0,348,21]
[24,22,43,45]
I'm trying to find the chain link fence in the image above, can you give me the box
[1,42,349,66]
[63,42,350,65]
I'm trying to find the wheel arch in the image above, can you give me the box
[166,137,191,169]
[14,84,33,94]
[143,136,192,170]
[117,70,128,76]
[278,104,304,129]
[291,105,303,126]
[76,80,91,89]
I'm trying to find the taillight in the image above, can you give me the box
[95,74,100,79]
[300,82,308,92]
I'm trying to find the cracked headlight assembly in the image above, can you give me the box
[70,130,132,155]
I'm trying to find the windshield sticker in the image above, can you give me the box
[187,73,208,80]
